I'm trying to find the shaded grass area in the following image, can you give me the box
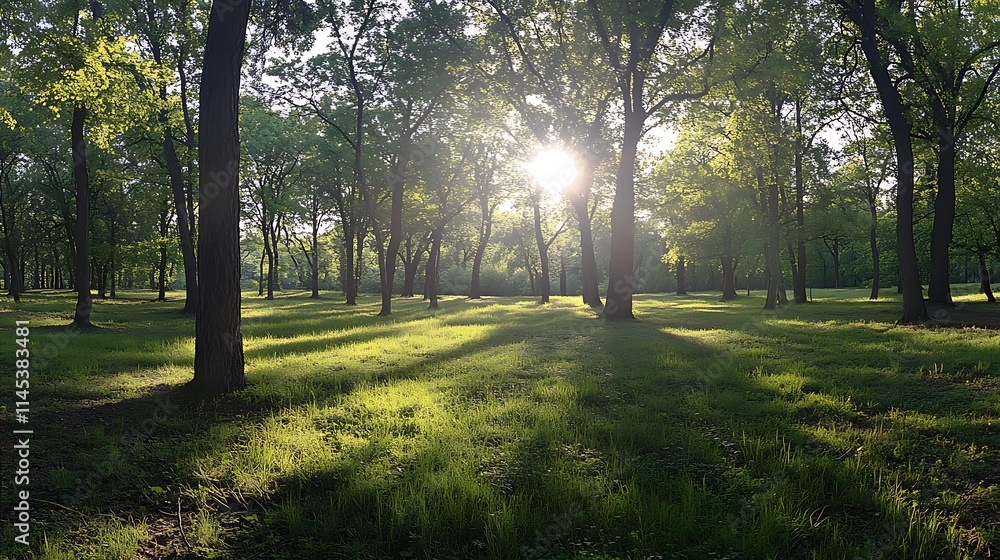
[0,286,998,558]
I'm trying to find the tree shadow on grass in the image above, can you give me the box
[9,294,998,559]
[215,314,763,559]
[5,297,592,557]
[215,301,981,559]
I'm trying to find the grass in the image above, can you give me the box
[0,286,997,559]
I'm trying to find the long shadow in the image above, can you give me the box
[3,295,597,558]
[9,293,997,559]
[214,310,752,559]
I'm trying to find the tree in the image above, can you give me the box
[957,128,1000,302]
[0,95,26,302]
[831,0,928,323]
[838,121,894,299]
[466,0,614,307]
[876,0,1000,306]
[18,0,168,325]
[190,0,252,395]
[589,0,714,319]
[529,186,570,304]
[241,96,303,300]
[371,5,464,315]
[469,140,502,299]
[291,144,336,299]
[422,139,475,310]
[127,0,204,313]
[658,111,756,302]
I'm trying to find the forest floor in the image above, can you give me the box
[0,286,998,559]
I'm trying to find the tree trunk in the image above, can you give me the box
[165,125,198,312]
[523,244,536,296]
[257,244,265,296]
[355,228,365,296]
[342,225,357,305]
[402,252,421,297]
[427,228,443,309]
[832,240,841,289]
[95,259,106,299]
[156,208,169,300]
[71,106,93,327]
[980,253,995,303]
[559,254,567,296]
[569,175,602,307]
[869,199,879,300]
[191,0,251,395]
[265,231,275,300]
[763,170,782,310]
[852,0,926,323]
[793,100,807,303]
[156,71,199,312]
[310,218,320,298]
[676,256,687,295]
[604,116,642,319]
[109,255,116,298]
[721,224,737,301]
[3,254,20,303]
[158,247,168,301]
[379,138,410,316]
[270,223,281,293]
[927,124,955,306]
[423,249,432,300]
[470,194,492,299]
[533,197,550,304]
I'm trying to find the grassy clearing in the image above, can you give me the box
[0,287,998,559]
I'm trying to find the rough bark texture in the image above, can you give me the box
[191,0,250,395]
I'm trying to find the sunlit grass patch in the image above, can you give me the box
[1,287,998,558]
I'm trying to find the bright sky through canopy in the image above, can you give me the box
[527,148,578,193]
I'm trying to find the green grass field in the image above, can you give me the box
[1,287,998,559]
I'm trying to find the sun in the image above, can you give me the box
[527,148,578,193]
